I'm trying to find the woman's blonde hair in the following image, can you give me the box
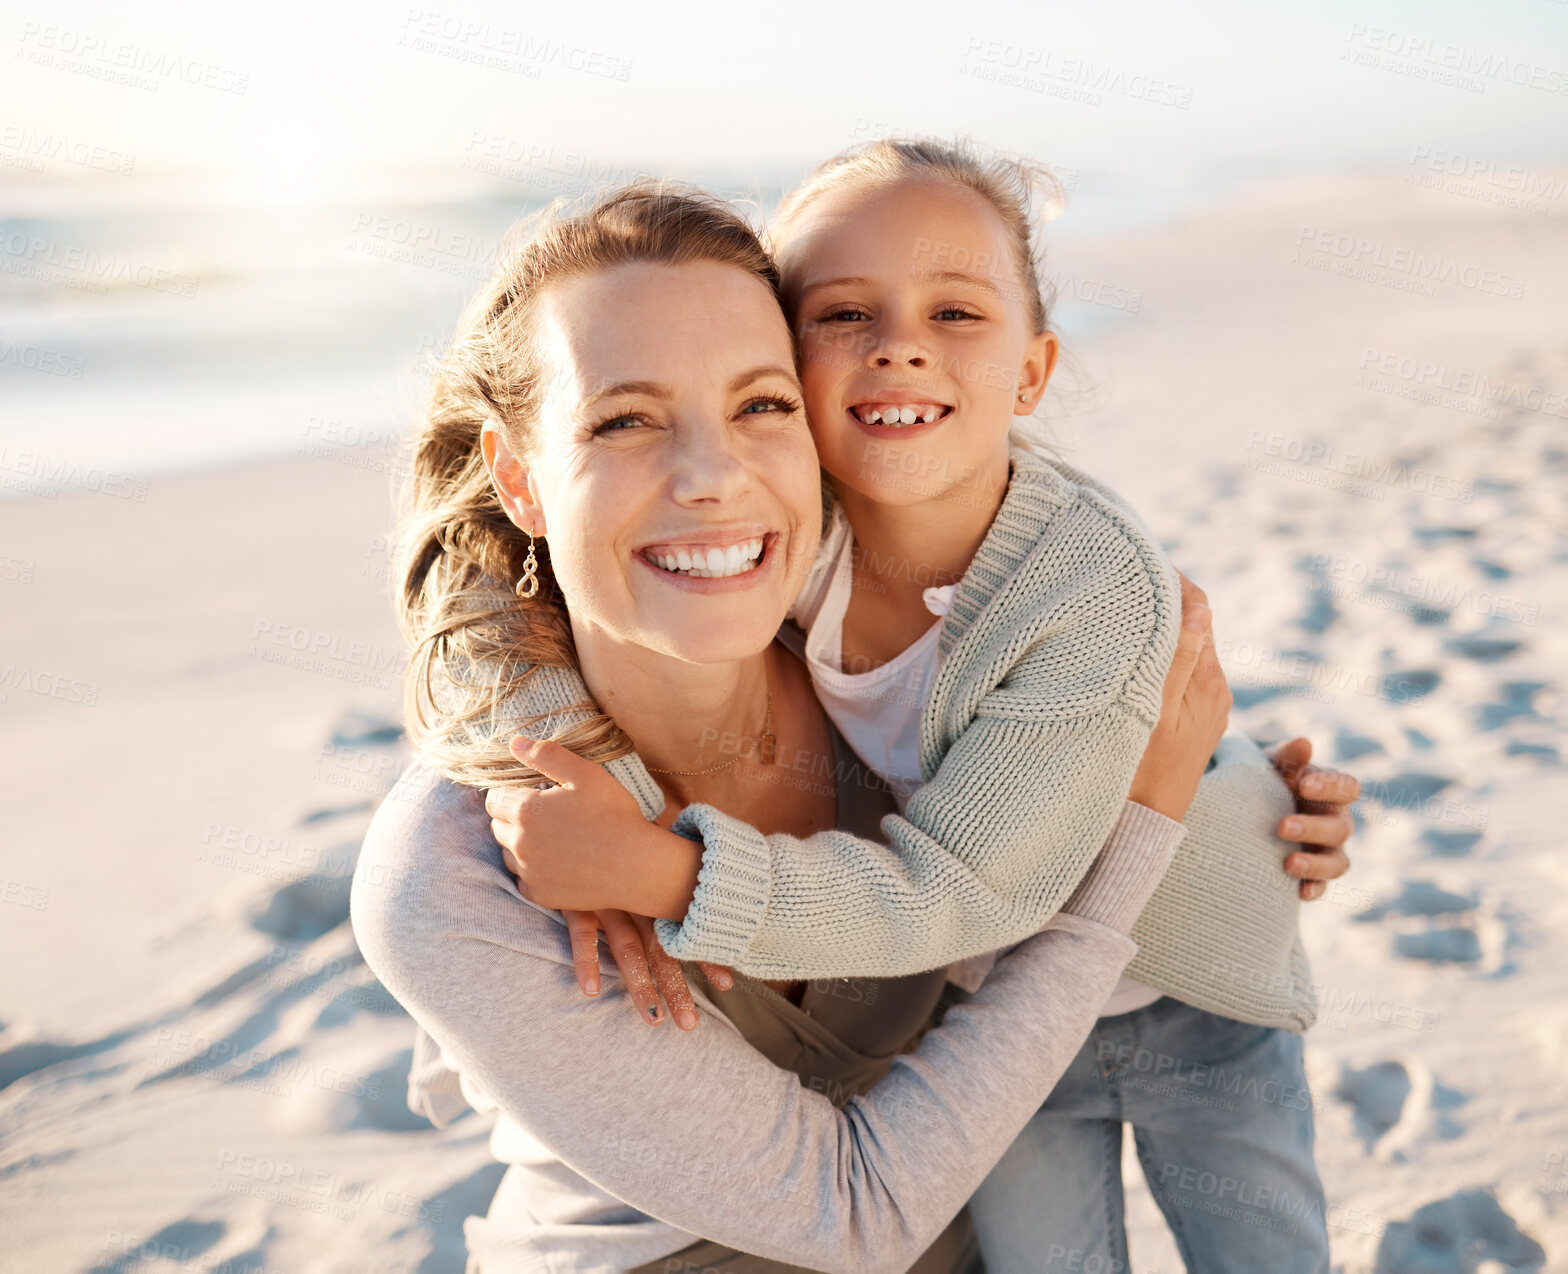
[392,182,782,788]
[768,136,1071,452]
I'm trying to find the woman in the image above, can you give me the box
[350,183,1225,1272]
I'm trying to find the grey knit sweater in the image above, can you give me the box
[652,446,1318,1033]
[351,698,1182,1273]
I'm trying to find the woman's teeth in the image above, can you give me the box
[855,404,944,426]
[648,538,764,579]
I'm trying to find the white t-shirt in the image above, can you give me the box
[790,504,1163,1018]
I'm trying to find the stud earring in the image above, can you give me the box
[515,532,540,599]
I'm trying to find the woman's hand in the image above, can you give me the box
[484,736,702,919]
[559,908,735,1031]
[1265,737,1361,902]
[1127,573,1232,822]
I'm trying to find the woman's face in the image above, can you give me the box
[492,259,822,666]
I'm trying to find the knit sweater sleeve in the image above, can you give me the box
[351,762,1161,1274]
[652,474,1184,978]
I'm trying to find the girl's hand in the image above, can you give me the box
[1265,737,1361,902]
[1127,573,1232,822]
[559,908,735,1031]
[484,736,699,917]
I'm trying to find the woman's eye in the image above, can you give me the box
[594,414,643,435]
[740,396,799,417]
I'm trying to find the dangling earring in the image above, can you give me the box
[515,532,540,599]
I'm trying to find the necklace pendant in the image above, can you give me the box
[759,728,776,766]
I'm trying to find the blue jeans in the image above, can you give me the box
[967,997,1330,1274]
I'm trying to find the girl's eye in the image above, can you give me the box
[740,395,800,417]
[822,308,870,323]
[935,307,981,321]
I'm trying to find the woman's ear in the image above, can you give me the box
[1014,330,1059,414]
[480,422,546,535]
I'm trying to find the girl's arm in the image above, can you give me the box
[351,770,1177,1274]
[491,578,1224,981]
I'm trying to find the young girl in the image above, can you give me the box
[488,141,1358,1273]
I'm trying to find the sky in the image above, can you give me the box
[3,0,1565,204]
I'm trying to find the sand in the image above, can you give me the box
[2,166,1565,1273]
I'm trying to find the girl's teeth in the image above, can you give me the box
[675,549,692,571]
[857,404,943,427]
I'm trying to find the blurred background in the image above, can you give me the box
[2,1,1565,1270]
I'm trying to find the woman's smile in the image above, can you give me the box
[634,529,782,589]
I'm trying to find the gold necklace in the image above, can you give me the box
[645,690,776,777]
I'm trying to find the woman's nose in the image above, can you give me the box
[669,423,750,504]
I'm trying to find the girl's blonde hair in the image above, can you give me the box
[768,136,1071,452]
[392,182,782,788]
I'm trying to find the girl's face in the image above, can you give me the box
[781,175,1055,508]
[484,260,822,666]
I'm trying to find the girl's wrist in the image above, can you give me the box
[624,823,705,922]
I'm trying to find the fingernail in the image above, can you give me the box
[1283,817,1303,837]
[677,1010,697,1030]
[1182,604,1211,633]
[584,978,599,996]
[714,973,734,989]
[1301,776,1322,795]
[646,1005,662,1023]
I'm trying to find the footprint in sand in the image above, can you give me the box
[1336,1060,1412,1148]
[1478,682,1548,732]
[1374,1188,1545,1272]
[269,1044,431,1134]
[1335,729,1386,762]
[247,872,354,944]
[1422,829,1485,859]
[1337,1058,1469,1161]
[329,708,404,748]
[1352,881,1509,973]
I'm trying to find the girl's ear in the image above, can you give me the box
[1014,330,1059,414]
[480,422,546,535]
